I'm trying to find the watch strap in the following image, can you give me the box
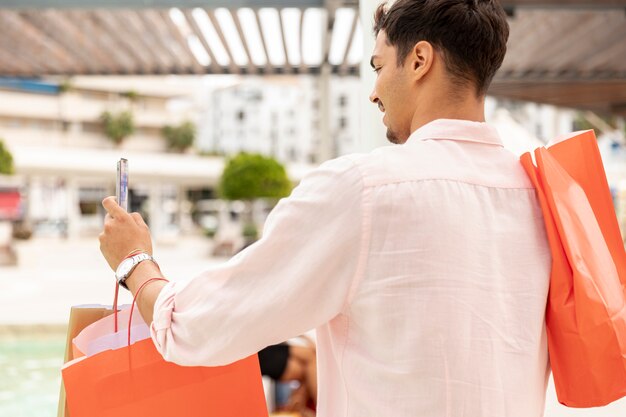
[117,253,157,290]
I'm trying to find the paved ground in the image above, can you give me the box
[2,236,626,416]
[0,235,223,325]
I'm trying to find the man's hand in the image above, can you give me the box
[99,196,153,271]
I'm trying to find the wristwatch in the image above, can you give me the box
[115,252,158,290]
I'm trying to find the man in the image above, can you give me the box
[99,1,551,415]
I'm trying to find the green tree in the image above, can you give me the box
[0,139,14,175]
[162,121,196,152]
[220,153,291,201]
[100,111,135,146]
[220,153,292,243]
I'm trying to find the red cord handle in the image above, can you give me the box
[127,278,169,346]
[112,250,159,333]
[113,283,120,332]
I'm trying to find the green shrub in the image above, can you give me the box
[162,121,196,152]
[58,79,73,94]
[220,153,291,201]
[0,139,14,175]
[242,223,258,240]
[100,111,135,145]
[121,90,139,101]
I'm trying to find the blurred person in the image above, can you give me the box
[99,1,551,416]
[258,339,317,414]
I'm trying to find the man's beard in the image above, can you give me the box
[386,128,403,144]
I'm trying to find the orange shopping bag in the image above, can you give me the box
[58,304,116,417]
[520,130,626,407]
[61,280,268,417]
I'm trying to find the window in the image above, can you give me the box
[339,117,348,129]
[81,122,103,134]
[81,90,109,101]
[79,187,107,215]
[237,110,246,121]
[137,126,161,136]
[338,95,347,107]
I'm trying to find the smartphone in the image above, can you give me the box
[116,158,129,211]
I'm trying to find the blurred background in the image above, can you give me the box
[0,0,625,416]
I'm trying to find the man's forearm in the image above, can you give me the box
[125,261,168,325]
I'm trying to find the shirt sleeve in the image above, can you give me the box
[150,156,367,366]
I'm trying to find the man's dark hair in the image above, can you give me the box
[373,0,509,96]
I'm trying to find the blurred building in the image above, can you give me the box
[3,73,624,243]
[330,77,362,156]
[0,77,272,239]
[198,75,361,162]
[0,75,347,240]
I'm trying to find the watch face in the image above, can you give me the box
[116,258,134,279]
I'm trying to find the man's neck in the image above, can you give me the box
[410,95,486,134]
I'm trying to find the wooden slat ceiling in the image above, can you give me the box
[491,7,626,115]
[0,1,624,114]
[0,7,357,75]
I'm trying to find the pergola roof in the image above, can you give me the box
[1,0,625,114]
[492,3,626,115]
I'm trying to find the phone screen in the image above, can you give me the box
[116,158,129,211]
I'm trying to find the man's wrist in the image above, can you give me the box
[125,260,163,295]
[123,248,149,261]
[115,252,159,290]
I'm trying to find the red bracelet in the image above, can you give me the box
[124,249,146,260]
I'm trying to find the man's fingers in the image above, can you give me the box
[102,196,128,219]
[131,212,148,227]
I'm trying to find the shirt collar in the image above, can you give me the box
[406,118,503,147]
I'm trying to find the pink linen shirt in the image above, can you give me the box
[151,119,551,417]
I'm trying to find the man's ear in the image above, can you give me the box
[408,40,435,81]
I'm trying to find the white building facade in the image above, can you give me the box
[197,75,362,163]
[0,77,224,239]
[0,76,321,240]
